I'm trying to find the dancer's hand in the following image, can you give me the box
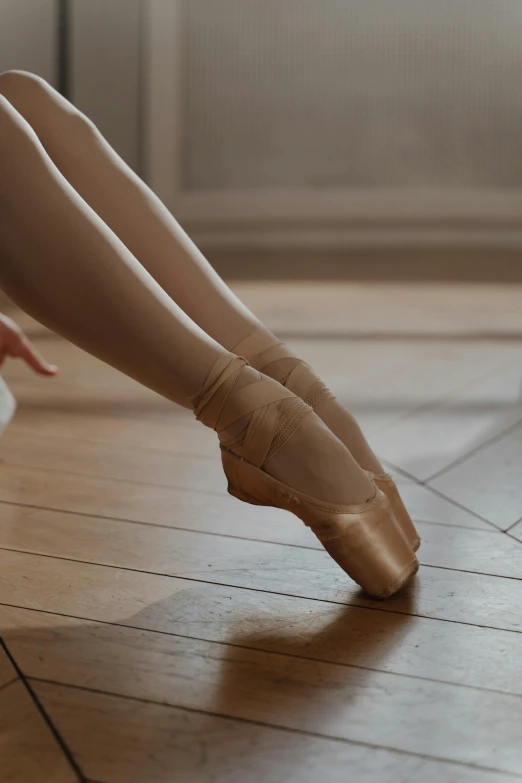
[0,313,58,376]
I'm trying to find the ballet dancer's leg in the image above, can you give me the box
[0,93,376,507]
[0,70,383,474]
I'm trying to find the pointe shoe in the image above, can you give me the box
[233,329,420,551]
[193,354,418,599]
[367,472,420,551]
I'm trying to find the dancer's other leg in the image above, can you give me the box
[0,94,375,506]
[0,70,383,473]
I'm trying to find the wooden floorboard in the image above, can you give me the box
[2,557,522,697]
[34,682,519,783]
[2,285,522,781]
[0,676,78,782]
[0,461,494,544]
[371,362,522,481]
[0,645,17,690]
[0,429,226,492]
[1,524,522,631]
[2,605,522,773]
[431,423,522,530]
[0,600,521,696]
[0,498,518,579]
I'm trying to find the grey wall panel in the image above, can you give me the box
[71,0,142,171]
[0,0,57,83]
[183,0,522,191]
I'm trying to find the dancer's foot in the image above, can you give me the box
[233,329,420,550]
[193,354,418,598]
[198,361,375,506]
[233,331,381,470]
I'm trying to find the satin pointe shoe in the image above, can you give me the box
[367,472,420,551]
[192,354,418,599]
[233,329,420,551]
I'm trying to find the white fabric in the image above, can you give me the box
[0,377,16,435]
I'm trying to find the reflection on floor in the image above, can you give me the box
[1,281,522,782]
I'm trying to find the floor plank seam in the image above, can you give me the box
[27,678,522,779]
[11,391,191,423]
[368,355,519,446]
[412,518,507,534]
[423,562,522,581]
[383,460,501,529]
[2,540,520,594]
[505,519,522,534]
[2,559,522,637]
[363,371,498,438]
[6,599,522,690]
[9,414,522,512]
[8,427,220,462]
[7,287,522,780]
[22,627,522,698]
[4,428,219,461]
[0,676,18,694]
[423,417,522,485]
[0,498,502,546]
[0,638,87,783]
[0,459,229,497]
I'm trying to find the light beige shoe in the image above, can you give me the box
[193,354,418,599]
[233,328,420,551]
[367,472,420,551]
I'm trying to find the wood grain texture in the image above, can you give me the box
[2,606,522,773]
[0,645,17,690]
[0,516,521,630]
[349,341,522,440]
[0,491,513,570]
[0,460,491,549]
[0,430,226,491]
[431,423,522,530]
[371,362,522,480]
[508,520,522,543]
[3,284,522,782]
[0,602,515,698]
[391,480,493,531]
[33,683,518,783]
[3,378,214,455]
[2,558,522,699]
[0,679,77,782]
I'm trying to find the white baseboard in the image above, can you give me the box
[188,225,522,252]
[175,190,522,250]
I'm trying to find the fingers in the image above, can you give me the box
[0,314,58,376]
[10,336,58,376]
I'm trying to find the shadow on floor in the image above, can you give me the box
[0,585,417,780]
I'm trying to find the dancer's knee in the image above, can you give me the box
[0,70,95,135]
[0,70,47,103]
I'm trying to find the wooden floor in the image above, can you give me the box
[2,281,522,782]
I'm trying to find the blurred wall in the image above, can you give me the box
[5,0,521,192]
[0,0,57,309]
[71,0,142,172]
[0,6,519,287]
[0,0,142,171]
[3,0,522,257]
[183,0,522,191]
[0,0,57,83]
